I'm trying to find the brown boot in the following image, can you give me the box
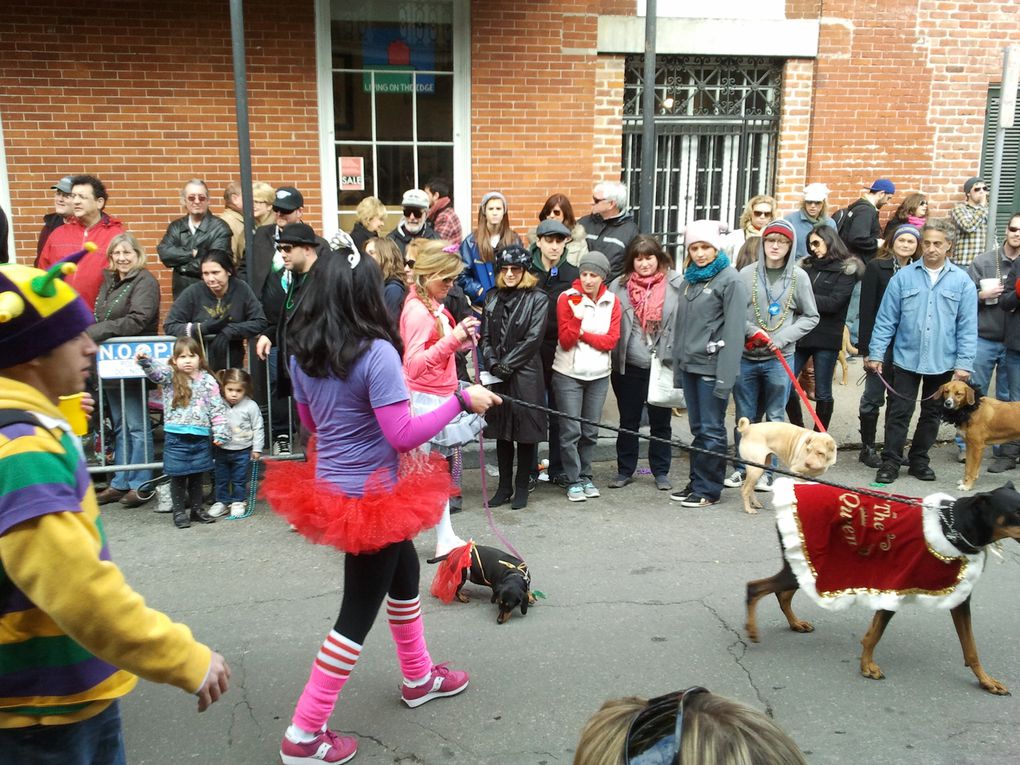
[95,487,126,505]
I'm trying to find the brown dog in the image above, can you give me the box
[836,325,858,386]
[937,379,1020,491]
[735,417,837,514]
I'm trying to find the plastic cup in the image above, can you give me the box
[57,393,89,436]
[980,277,1001,305]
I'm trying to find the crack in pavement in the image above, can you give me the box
[226,642,262,746]
[698,599,773,717]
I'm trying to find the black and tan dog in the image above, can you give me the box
[429,542,535,624]
[745,479,1020,694]
[937,379,1020,490]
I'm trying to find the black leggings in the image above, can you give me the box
[334,539,420,644]
[169,473,203,510]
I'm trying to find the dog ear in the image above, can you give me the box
[935,383,949,400]
[965,386,975,406]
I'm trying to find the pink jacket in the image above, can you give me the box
[399,287,470,396]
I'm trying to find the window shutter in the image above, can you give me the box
[981,85,1020,235]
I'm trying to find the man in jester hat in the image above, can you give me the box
[726,219,819,490]
[0,253,230,763]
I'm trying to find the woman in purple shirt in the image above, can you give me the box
[262,249,500,765]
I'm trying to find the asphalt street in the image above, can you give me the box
[108,357,1019,765]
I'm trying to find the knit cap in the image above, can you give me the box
[0,250,96,367]
[761,219,796,241]
[684,220,724,251]
[890,224,921,243]
[578,250,611,280]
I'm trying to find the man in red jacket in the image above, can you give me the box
[36,174,124,309]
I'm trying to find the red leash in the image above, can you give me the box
[747,329,826,433]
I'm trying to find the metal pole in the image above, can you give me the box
[639,0,657,234]
[988,45,1020,249]
[230,0,257,288]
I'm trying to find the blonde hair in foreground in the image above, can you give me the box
[572,693,807,765]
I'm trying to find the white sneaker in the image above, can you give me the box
[207,502,227,518]
[723,470,744,488]
[755,474,774,492]
[229,502,246,517]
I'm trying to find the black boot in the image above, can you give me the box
[511,443,536,509]
[859,413,882,468]
[170,477,191,528]
[489,486,513,507]
[190,505,216,524]
[489,439,515,507]
[786,392,804,428]
[815,400,834,432]
[173,508,191,529]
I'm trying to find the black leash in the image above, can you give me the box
[492,392,931,508]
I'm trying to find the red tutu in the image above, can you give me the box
[430,542,475,603]
[260,448,451,554]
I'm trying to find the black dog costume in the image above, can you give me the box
[430,542,534,624]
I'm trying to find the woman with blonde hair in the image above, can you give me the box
[480,244,549,509]
[722,194,777,258]
[366,236,407,321]
[573,688,807,765]
[459,192,522,309]
[351,196,388,257]
[400,239,483,549]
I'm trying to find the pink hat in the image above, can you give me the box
[684,220,724,251]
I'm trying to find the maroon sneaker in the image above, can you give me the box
[279,728,357,764]
[400,663,469,708]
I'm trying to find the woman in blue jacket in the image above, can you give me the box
[459,192,521,310]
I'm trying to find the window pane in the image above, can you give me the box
[374,82,414,141]
[331,2,453,72]
[334,70,371,140]
[375,144,416,205]
[416,145,454,192]
[417,73,453,142]
[336,145,375,205]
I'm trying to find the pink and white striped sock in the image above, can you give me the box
[290,630,362,734]
[386,596,433,684]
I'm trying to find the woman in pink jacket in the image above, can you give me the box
[400,239,483,556]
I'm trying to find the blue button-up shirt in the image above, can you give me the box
[869,258,977,374]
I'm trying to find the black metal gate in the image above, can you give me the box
[622,55,784,245]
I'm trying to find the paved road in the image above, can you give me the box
[110,373,1020,765]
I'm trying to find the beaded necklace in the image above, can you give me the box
[95,274,136,323]
[751,270,797,332]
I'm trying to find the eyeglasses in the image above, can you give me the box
[403,207,424,219]
[625,687,708,765]
[971,186,989,193]
[1008,226,1020,234]
[764,236,790,246]
[500,265,524,274]
[752,209,772,217]
[186,194,208,202]
[593,197,606,204]
[275,243,296,253]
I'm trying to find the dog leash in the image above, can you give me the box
[865,370,943,402]
[490,391,936,509]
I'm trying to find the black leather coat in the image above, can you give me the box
[156,212,233,298]
[480,286,549,443]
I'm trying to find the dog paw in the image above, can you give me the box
[743,506,759,515]
[789,619,814,634]
[860,661,885,680]
[456,592,470,604]
[980,677,1010,696]
[957,480,974,491]
[745,624,760,643]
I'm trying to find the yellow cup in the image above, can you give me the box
[58,393,89,436]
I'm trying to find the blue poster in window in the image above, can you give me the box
[362,26,436,94]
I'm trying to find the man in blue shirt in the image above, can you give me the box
[866,219,977,484]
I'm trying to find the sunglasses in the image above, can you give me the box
[593,196,606,204]
[972,186,989,193]
[1008,226,1020,234]
[625,687,709,765]
[272,206,292,214]
[403,207,425,219]
[405,259,416,269]
[500,265,524,274]
[808,239,824,249]
[752,209,772,217]
[186,194,208,202]
[275,243,296,253]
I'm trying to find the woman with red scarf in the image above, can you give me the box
[607,235,683,491]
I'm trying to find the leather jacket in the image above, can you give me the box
[157,212,233,298]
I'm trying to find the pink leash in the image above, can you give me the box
[467,337,524,561]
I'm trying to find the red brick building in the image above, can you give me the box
[1,0,1018,288]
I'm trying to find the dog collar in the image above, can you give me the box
[937,499,981,555]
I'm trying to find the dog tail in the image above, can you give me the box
[737,416,751,434]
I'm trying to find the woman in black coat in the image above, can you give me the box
[164,249,268,371]
[787,225,863,431]
[480,244,549,509]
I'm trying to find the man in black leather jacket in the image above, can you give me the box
[157,179,233,298]
[578,180,639,281]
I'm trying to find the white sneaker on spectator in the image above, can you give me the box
[755,474,774,492]
[207,502,227,518]
[229,502,246,517]
[723,470,744,488]
[273,435,291,456]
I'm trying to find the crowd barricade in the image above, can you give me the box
[86,335,300,482]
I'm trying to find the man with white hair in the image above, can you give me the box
[578,180,639,280]
[784,183,837,260]
[157,179,233,298]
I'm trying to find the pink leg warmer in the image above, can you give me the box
[291,630,361,732]
[387,596,433,682]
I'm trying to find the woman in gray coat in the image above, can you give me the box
[670,221,748,508]
[608,235,682,491]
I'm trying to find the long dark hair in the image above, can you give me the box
[623,234,673,277]
[806,225,850,263]
[287,249,403,379]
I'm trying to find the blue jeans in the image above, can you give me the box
[794,347,838,402]
[105,381,153,491]
[0,700,126,765]
[552,372,610,486]
[214,446,252,503]
[732,355,791,475]
[681,372,729,500]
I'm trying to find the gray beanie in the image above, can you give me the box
[578,250,611,280]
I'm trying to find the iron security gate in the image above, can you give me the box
[622,55,784,243]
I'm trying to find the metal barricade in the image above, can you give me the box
[87,335,301,490]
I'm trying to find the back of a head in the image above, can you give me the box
[681,693,806,765]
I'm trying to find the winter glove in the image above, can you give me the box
[206,332,231,363]
[491,363,513,380]
[199,316,229,335]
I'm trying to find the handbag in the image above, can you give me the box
[647,352,686,409]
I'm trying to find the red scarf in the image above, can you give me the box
[626,271,666,335]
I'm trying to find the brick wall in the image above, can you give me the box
[0,0,323,300]
[803,0,1020,222]
[774,59,815,214]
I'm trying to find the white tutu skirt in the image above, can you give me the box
[410,386,484,456]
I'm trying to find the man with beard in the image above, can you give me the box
[388,189,439,255]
